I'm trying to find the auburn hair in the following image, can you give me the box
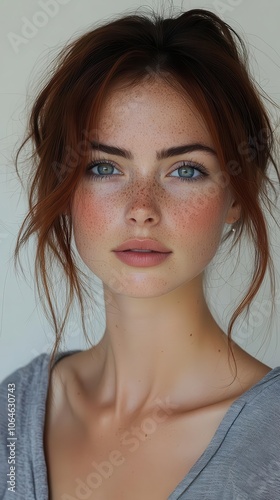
[14,7,280,376]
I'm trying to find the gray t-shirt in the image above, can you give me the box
[0,350,280,500]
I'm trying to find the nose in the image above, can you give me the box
[124,186,161,227]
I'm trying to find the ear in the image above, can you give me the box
[225,197,241,225]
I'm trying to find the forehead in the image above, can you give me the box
[93,78,213,148]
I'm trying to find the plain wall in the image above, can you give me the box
[1,0,280,380]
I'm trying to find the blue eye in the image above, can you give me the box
[86,160,120,180]
[86,159,209,182]
[169,162,208,182]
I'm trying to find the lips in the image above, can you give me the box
[113,239,171,253]
[113,241,172,268]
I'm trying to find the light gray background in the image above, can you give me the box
[1,0,280,380]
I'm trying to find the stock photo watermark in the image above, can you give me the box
[7,0,72,54]
[233,289,280,343]
[6,383,17,493]
[212,0,243,16]
[61,396,177,499]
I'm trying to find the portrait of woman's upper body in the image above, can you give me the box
[1,6,280,500]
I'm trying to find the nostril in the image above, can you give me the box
[129,216,154,221]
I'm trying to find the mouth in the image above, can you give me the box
[113,238,171,253]
[122,249,164,253]
[113,249,172,267]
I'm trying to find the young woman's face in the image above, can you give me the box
[71,78,238,297]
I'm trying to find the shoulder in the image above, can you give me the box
[0,353,52,450]
[0,353,50,409]
[244,364,280,421]
[0,353,51,498]
[225,342,277,402]
[46,348,89,399]
[227,364,280,447]
[0,350,82,428]
[44,348,102,434]
[222,367,280,498]
[45,349,88,422]
[47,347,103,400]
[0,350,82,496]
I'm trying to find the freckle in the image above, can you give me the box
[190,333,193,337]
[218,349,221,352]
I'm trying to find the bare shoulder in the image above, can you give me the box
[44,349,99,464]
[45,348,102,422]
[229,341,272,391]
[44,353,75,426]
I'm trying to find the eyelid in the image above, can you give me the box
[87,158,208,170]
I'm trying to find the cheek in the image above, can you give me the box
[72,185,117,227]
[169,189,229,260]
[71,189,108,254]
[171,185,229,229]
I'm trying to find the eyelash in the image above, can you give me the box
[85,159,209,182]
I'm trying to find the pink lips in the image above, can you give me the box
[113,239,171,253]
[112,239,172,267]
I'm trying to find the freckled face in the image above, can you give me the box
[70,78,238,297]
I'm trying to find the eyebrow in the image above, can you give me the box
[90,140,217,160]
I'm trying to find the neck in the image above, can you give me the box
[90,274,230,419]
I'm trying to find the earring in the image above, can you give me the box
[231,219,237,233]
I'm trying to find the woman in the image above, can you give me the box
[0,6,280,500]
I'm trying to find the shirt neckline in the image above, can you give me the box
[40,351,280,500]
[167,364,280,498]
